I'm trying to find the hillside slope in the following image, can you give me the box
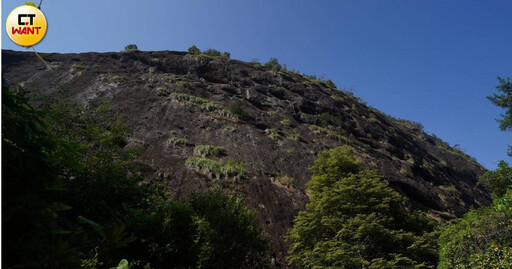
[2,49,490,262]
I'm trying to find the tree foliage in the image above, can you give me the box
[264,57,282,72]
[123,44,139,52]
[488,77,512,131]
[438,190,512,269]
[286,146,438,268]
[479,160,512,199]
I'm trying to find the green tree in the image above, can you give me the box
[187,45,201,55]
[286,146,438,268]
[2,83,83,267]
[123,44,139,52]
[488,77,512,156]
[488,77,512,131]
[264,57,282,72]
[189,187,269,269]
[479,160,512,199]
[438,190,512,269]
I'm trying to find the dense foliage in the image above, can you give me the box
[2,84,268,268]
[438,190,512,269]
[479,160,512,199]
[286,146,438,268]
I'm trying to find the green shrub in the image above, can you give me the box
[170,93,239,120]
[175,81,189,92]
[280,118,292,125]
[122,44,139,52]
[187,45,201,55]
[193,145,224,157]
[438,190,512,268]
[185,157,246,181]
[264,57,281,72]
[204,48,222,57]
[266,128,280,139]
[395,118,424,130]
[226,102,249,120]
[223,125,237,132]
[187,46,231,59]
[276,175,295,187]
[220,161,247,182]
[330,94,345,102]
[167,137,191,146]
[325,79,337,89]
[287,133,300,141]
[71,63,88,70]
[156,87,170,96]
[309,125,345,141]
[439,185,460,195]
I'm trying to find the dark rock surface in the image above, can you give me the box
[2,49,491,263]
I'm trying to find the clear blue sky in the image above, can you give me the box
[2,0,511,169]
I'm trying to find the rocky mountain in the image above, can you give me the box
[2,49,490,262]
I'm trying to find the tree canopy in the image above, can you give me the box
[438,190,512,269]
[286,146,438,268]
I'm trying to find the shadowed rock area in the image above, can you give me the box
[2,49,491,263]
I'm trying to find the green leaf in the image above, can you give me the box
[111,259,129,269]
[25,1,36,7]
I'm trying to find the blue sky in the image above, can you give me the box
[2,0,511,169]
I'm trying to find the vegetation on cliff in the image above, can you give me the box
[2,83,268,268]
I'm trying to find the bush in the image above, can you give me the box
[126,187,269,268]
[264,57,282,72]
[193,145,224,157]
[185,157,247,181]
[189,187,269,268]
[175,80,189,92]
[171,93,239,120]
[266,128,280,139]
[286,146,438,268]
[226,102,249,120]
[203,48,222,57]
[123,44,139,52]
[276,175,295,187]
[325,79,337,89]
[187,46,231,59]
[287,133,300,141]
[187,45,201,55]
[167,137,192,146]
[479,160,512,199]
[309,125,346,141]
[438,190,512,268]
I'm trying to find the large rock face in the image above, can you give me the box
[2,49,490,262]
